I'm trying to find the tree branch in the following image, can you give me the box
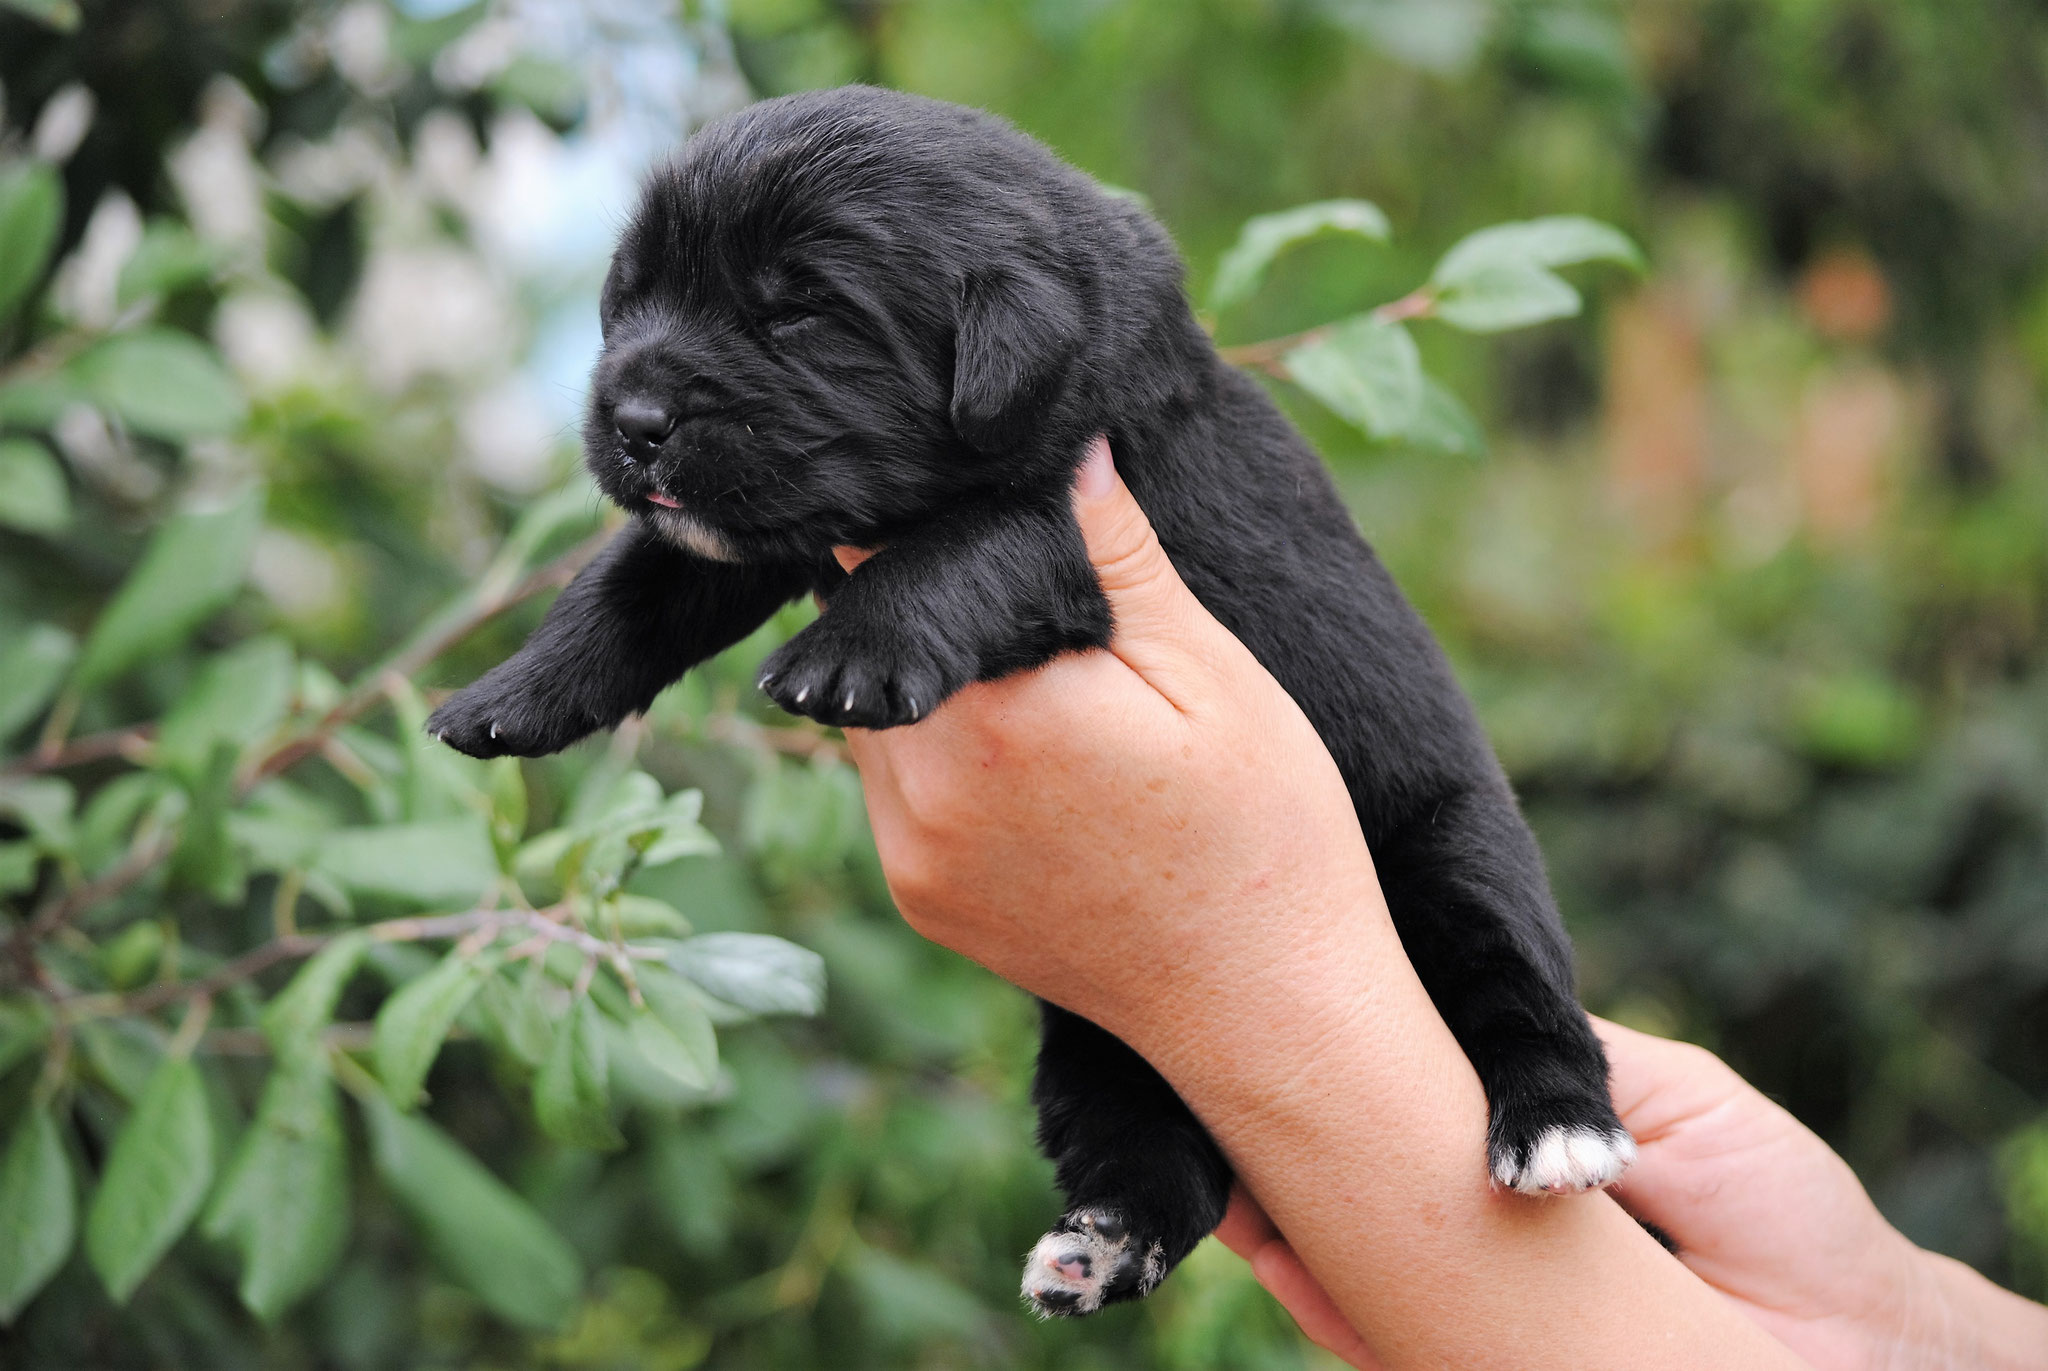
[3,529,613,971]
[3,723,157,777]
[1217,288,1438,377]
[250,528,610,785]
[63,899,659,1024]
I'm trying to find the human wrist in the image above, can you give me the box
[1896,1248,2048,1371]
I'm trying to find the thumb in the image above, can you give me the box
[1071,436,1211,672]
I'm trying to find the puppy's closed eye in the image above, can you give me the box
[767,310,820,338]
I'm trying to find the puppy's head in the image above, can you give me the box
[582,86,1191,564]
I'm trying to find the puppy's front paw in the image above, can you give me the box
[757,615,967,730]
[1489,1120,1636,1196]
[427,678,595,759]
[1021,1208,1162,1318]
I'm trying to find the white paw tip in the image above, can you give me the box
[1019,1211,1160,1317]
[843,690,856,712]
[795,687,809,705]
[1494,1126,1636,1195]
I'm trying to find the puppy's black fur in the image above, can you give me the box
[430,86,1633,1316]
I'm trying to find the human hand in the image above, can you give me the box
[1214,1018,2048,1370]
[833,434,1389,1056]
[833,437,1816,1369]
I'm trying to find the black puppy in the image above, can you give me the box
[430,86,1634,1316]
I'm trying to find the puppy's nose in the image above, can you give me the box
[614,399,676,455]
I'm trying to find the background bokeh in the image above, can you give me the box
[2,1,2045,1367]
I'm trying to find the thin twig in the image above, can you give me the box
[118,933,330,1016]
[1217,288,1439,377]
[3,723,156,777]
[21,829,177,949]
[202,1022,377,1056]
[250,529,609,785]
[4,530,613,978]
[703,713,849,765]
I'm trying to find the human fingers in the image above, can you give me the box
[1248,1240,1385,1370]
[1590,1016,1751,1142]
[1068,435,1241,706]
[831,544,878,573]
[1214,1184,1281,1256]
[1216,1188,1382,1369]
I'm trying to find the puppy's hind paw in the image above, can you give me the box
[1020,1209,1162,1318]
[1490,1125,1636,1196]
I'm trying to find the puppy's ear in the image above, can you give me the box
[951,268,1082,453]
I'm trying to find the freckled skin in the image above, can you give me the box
[427,85,1629,1315]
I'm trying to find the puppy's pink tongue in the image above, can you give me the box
[646,492,681,508]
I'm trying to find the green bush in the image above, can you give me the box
[2,1,2044,1366]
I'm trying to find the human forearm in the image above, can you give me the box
[1121,867,1806,1371]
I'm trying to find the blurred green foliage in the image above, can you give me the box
[1,0,2045,1367]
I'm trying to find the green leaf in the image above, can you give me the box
[842,1239,987,1344]
[0,842,37,897]
[375,947,498,1107]
[0,775,75,854]
[1794,672,1924,767]
[496,478,606,573]
[629,972,718,1091]
[486,757,527,864]
[1431,214,1642,287]
[0,624,75,744]
[517,777,714,895]
[155,636,296,780]
[76,772,165,874]
[0,374,83,430]
[84,1056,212,1303]
[1433,262,1583,333]
[0,999,50,1079]
[71,328,248,440]
[314,819,499,907]
[2002,1120,2048,1292]
[651,933,825,1018]
[534,996,621,1151]
[363,1094,583,1330]
[73,486,264,691]
[0,0,80,32]
[1404,377,1487,456]
[167,740,243,902]
[0,1105,75,1324]
[98,919,165,989]
[202,1059,349,1322]
[599,892,690,940]
[1210,199,1391,312]
[117,221,218,307]
[476,962,553,1068]
[1283,315,1424,439]
[261,930,370,1060]
[75,1020,160,1105]
[1329,0,1492,73]
[0,438,71,534]
[0,162,63,321]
